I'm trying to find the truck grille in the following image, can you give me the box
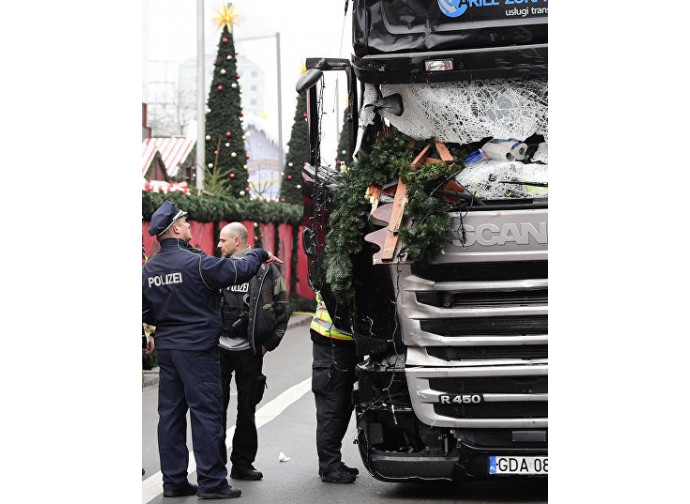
[434,401,546,419]
[420,315,547,336]
[417,288,548,308]
[428,376,548,394]
[411,260,547,282]
[394,208,548,429]
[405,365,548,428]
[427,345,547,361]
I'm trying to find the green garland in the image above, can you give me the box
[325,131,469,302]
[142,191,302,225]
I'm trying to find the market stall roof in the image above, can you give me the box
[142,137,195,178]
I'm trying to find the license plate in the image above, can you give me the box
[488,456,548,475]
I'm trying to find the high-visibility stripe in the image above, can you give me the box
[310,298,353,341]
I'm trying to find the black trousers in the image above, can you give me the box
[311,340,357,475]
[219,347,264,469]
[157,348,228,493]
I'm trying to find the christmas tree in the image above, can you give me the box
[279,90,308,205]
[204,3,249,198]
[335,105,351,170]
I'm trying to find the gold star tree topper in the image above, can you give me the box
[213,3,240,32]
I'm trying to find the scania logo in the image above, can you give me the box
[451,222,548,247]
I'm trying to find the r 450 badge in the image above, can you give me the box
[438,393,484,404]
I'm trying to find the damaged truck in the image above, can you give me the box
[298,0,547,483]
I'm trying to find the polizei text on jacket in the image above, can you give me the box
[147,272,183,287]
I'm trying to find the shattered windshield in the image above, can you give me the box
[456,146,548,200]
[362,76,548,200]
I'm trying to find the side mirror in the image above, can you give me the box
[364,93,404,117]
[296,68,324,93]
[302,227,316,257]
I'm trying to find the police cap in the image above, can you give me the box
[148,200,188,236]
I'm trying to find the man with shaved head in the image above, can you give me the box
[216,222,289,481]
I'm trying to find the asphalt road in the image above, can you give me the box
[142,314,547,504]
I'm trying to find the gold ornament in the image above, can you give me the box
[212,3,240,32]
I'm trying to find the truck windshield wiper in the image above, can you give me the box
[442,190,486,206]
[496,180,548,187]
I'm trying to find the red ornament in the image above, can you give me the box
[225,131,232,137]
[230,173,236,179]
[217,85,223,91]
[302,113,307,118]
[245,187,250,192]
[213,60,217,66]
[246,154,250,160]
[222,37,228,43]
[213,150,218,156]
[236,74,241,79]
[287,175,292,180]
[281,198,286,202]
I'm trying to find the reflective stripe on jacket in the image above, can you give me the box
[310,297,353,342]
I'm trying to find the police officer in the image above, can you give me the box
[142,201,282,499]
[310,294,360,483]
[216,222,290,481]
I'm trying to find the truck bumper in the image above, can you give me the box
[362,440,547,482]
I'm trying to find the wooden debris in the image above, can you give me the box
[368,140,455,264]
[365,184,382,214]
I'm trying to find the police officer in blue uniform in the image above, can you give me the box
[142,201,282,499]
